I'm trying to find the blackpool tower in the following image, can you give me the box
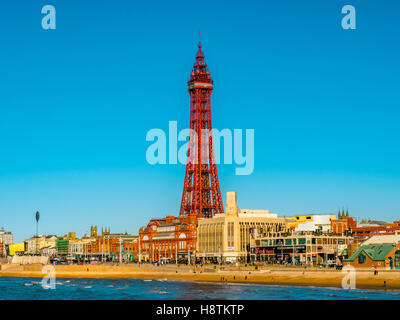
[179,41,224,218]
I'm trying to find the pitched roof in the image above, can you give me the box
[362,234,400,246]
[345,244,396,261]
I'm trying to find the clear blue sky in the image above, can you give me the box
[0,0,399,242]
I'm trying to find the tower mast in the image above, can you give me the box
[179,41,224,218]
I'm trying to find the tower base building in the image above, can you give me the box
[197,192,289,263]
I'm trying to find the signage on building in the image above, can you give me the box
[256,248,274,254]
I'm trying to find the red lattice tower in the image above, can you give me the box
[179,41,224,218]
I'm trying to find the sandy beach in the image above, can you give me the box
[1,263,400,291]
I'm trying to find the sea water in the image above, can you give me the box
[1,277,400,300]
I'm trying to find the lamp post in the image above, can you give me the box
[35,211,40,255]
[119,236,122,264]
[187,243,190,266]
[138,235,141,264]
[292,232,295,265]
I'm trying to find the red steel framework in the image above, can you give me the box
[179,41,224,218]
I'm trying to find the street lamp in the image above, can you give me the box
[35,211,40,255]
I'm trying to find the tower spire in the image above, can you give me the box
[196,40,205,62]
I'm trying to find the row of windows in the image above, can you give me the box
[264,238,348,246]
[199,221,287,253]
[227,222,234,249]
[198,224,223,252]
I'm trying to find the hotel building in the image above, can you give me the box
[139,215,197,263]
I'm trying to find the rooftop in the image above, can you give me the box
[345,244,396,261]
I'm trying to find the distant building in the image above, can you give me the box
[8,242,25,256]
[331,210,357,234]
[288,214,336,233]
[89,225,111,238]
[25,237,36,254]
[361,232,400,246]
[69,238,96,258]
[25,235,57,255]
[41,246,57,257]
[0,228,13,245]
[56,237,69,255]
[352,220,400,243]
[0,228,13,257]
[93,233,139,262]
[344,244,400,269]
[197,192,289,263]
[61,227,139,262]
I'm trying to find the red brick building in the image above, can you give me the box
[331,210,357,234]
[82,234,139,261]
[344,244,400,269]
[139,215,198,263]
[352,221,400,243]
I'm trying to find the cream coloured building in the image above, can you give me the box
[197,192,289,263]
[25,235,58,254]
[69,238,94,256]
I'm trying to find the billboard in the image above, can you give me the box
[9,242,25,256]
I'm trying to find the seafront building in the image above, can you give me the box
[250,231,353,265]
[344,244,400,269]
[197,192,289,263]
[0,228,13,257]
[25,235,57,255]
[0,228,13,246]
[94,233,139,262]
[54,226,139,263]
[139,215,197,263]
[8,242,25,256]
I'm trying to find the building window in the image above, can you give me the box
[358,253,366,264]
[227,222,234,250]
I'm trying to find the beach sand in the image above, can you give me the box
[1,264,399,290]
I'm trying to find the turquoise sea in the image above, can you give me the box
[1,277,400,300]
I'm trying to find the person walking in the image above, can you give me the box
[374,265,378,276]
